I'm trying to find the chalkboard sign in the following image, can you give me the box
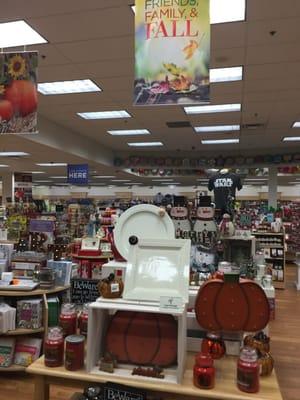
[71,278,99,304]
[103,382,146,400]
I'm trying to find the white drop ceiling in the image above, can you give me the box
[0,0,300,186]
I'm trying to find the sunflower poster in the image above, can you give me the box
[134,0,210,106]
[0,51,38,134]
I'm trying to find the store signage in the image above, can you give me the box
[67,164,89,185]
[71,278,99,304]
[160,295,183,311]
[0,52,38,134]
[14,173,33,202]
[29,219,55,233]
[134,0,210,105]
[103,382,146,400]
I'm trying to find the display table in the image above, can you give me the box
[26,353,282,400]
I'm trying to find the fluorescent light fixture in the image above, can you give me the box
[184,103,241,115]
[152,179,174,182]
[245,179,267,181]
[0,20,47,48]
[210,67,243,83]
[130,1,246,23]
[49,176,67,179]
[107,129,150,136]
[38,79,101,95]
[111,179,131,182]
[210,0,246,24]
[201,139,240,145]
[292,122,300,128]
[195,125,240,133]
[36,163,67,167]
[289,182,300,185]
[77,110,131,120]
[35,180,52,183]
[0,152,29,156]
[25,171,45,174]
[128,142,163,147]
[283,137,300,142]
[92,175,116,179]
[0,164,9,167]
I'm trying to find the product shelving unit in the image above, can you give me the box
[253,231,285,289]
[0,285,69,371]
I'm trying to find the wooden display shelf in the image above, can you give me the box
[260,245,284,249]
[265,257,284,260]
[0,364,26,372]
[71,254,113,260]
[0,285,70,297]
[253,232,284,236]
[273,281,285,289]
[26,354,283,400]
[3,327,44,336]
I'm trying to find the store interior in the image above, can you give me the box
[0,1,300,400]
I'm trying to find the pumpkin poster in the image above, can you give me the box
[134,0,210,105]
[0,51,38,134]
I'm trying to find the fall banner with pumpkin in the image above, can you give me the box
[0,51,38,134]
[134,0,210,105]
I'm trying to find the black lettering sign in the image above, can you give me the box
[71,278,99,304]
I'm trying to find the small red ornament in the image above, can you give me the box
[201,332,226,359]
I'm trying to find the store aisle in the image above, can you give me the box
[0,265,299,400]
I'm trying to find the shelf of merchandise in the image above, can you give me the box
[71,254,113,260]
[3,327,45,336]
[253,231,285,289]
[26,354,283,400]
[0,286,69,371]
[0,364,26,372]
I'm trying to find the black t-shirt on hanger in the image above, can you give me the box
[208,173,242,210]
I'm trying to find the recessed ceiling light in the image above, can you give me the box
[92,175,116,179]
[195,125,240,133]
[49,176,67,179]
[0,20,47,48]
[107,129,150,136]
[292,122,300,128]
[0,152,29,156]
[36,163,67,167]
[184,103,241,115]
[210,67,243,83]
[201,139,240,144]
[128,142,163,147]
[111,179,131,182]
[77,110,131,120]
[38,79,102,95]
[130,1,246,23]
[283,137,300,142]
[210,0,246,24]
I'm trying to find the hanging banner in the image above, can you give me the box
[0,51,38,134]
[67,164,89,185]
[14,173,33,202]
[134,0,210,106]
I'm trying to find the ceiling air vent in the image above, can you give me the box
[166,121,192,128]
[241,123,265,130]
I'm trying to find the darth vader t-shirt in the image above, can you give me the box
[208,173,242,210]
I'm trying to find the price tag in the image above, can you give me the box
[111,283,120,293]
[160,296,183,311]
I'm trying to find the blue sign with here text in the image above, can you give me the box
[67,164,89,185]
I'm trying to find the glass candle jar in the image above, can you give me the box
[193,353,215,390]
[44,327,64,367]
[78,303,89,336]
[201,332,226,360]
[65,334,85,371]
[59,303,77,337]
[237,347,260,393]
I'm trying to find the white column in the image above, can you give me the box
[1,172,14,205]
[268,166,278,209]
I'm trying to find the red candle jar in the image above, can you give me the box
[59,303,77,337]
[65,335,85,371]
[201,332,226,360]
[237,347,260,393]
[193,353,215,390]
[44,327,64,367]
[78,303,89,336]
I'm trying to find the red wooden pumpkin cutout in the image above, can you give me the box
[195,278,270,332]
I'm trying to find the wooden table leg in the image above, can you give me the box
[34,375,49,400]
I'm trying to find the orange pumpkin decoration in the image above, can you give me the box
[195,275,270,332]
[105,311,177,367]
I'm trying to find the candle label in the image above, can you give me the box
[237,369,256,390]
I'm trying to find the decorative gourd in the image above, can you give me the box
[195,275,270,332]
[105,311,177,367]
[201,332,226,359]
[259,352,274,377]
[243,332,274,376]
